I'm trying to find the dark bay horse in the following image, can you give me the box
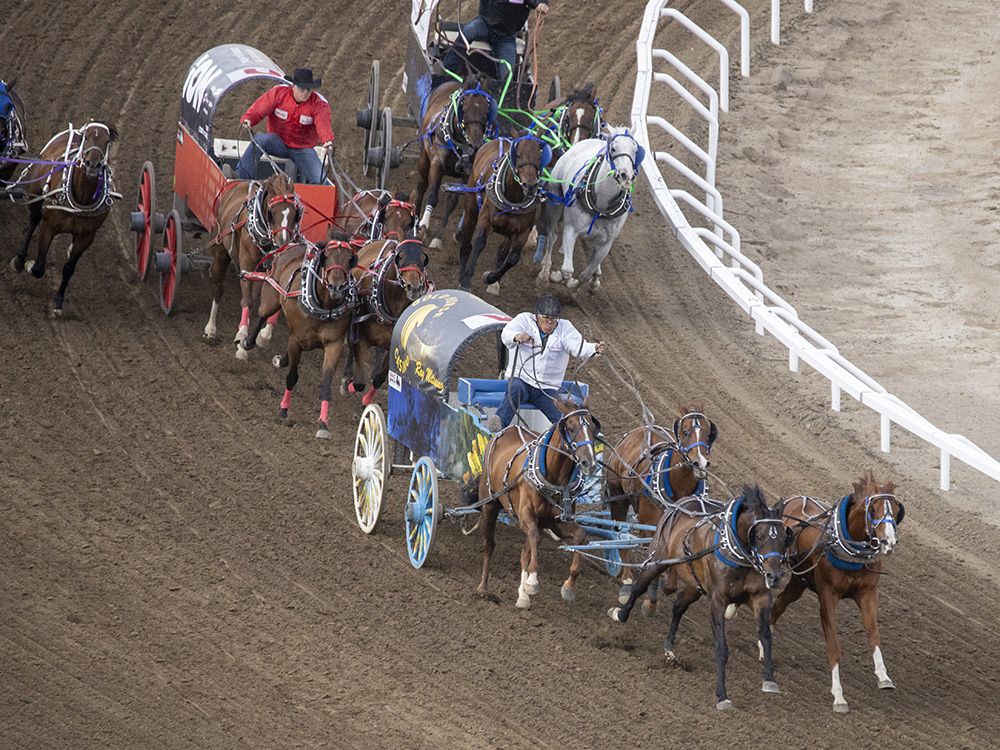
[205,171,302,349]
[345,234,432,406]
[609,486,792,710]
[9,121,119,316]
[548,82,603,153]
[455,133,548,293]
[466,400,600,609]
[772,471,904,713]
[1,79,28,184]
[412,76,497,241]
[605,406,718,609]
[239,239,358,439]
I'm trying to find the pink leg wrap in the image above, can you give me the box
[280,389,293,410]
[347,382,358,395]
[319,400,330,423]
[362,386,377,407]
[266,311,280,325]
[239,307,250,327]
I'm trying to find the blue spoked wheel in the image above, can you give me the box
[604,547,623,579]
[405,457,440,569]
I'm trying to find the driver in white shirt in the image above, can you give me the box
[493,294,606,430]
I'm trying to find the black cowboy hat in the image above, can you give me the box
[284,68,322,89]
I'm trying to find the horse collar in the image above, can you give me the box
[297,245,357,321]
[714,496,754,569]
[525,424,583,520]
[487,148,539,214]
[825,494,878,570]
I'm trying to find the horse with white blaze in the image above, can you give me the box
[535,127,643,291]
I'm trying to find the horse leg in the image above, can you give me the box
[259,309,281,345]
[418,158,444,234]
[856,587,894,690]
[11,202,41,272]
[483,230,528,289]
[26,219,56,278]
[278,337,303,423]
[580,237,612,289]
[204,248,230,340]
[535,202,560,275]
[239,285,281,356]
[456,198,478,286]
[429,190,460,249]
[608,561,669,623]
[515,510,542,609]
[710,596,734,710]
[461,220,489,292]
[476,500,502,603]
[315,338,344,439]
[553,221,579,287]
[760,574,805,661]
[817,585,848,712]
[662,583,700,659]
[51,230,96,316]
[412,148,430,215]
[234,276,253,346]
[751,592,780,694]
[551,520,587,603]
[363,348,389,406]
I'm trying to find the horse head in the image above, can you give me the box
[378,191,417,239]
[556,399,599,476]
[672,404,717,479]
[393,238,431,300]
[509,133,548,193]
[261,172,302,247]
[320,239,358,308]
[455,76,496,148]
[604,127,644,189]
[852,470,903,555]
[560,83,602,145]
[76,121,117,178]
[738,485,791,591]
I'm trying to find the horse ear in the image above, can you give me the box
[708,421,718,445]
[672,419,681,440]
[895,501,905,525]
[421,251,430,268]
[785,526,796,549]
[349,251,360,269]
[487,93,498,123]
[378,192,391,208]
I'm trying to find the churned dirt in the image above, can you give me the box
[2,0,999,747]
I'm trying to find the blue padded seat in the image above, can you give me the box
[458,378,589,410]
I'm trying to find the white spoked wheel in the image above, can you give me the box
[405,457,440,569]
[353,404,387,534]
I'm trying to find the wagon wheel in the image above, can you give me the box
[353,403,388,534]
[131,161,163,282]
[158,210,182,315]
[376,106,395,192]
[603,547,622,579]
[405,456,440,569]
[549,75,561,103]
[358,60,380,178]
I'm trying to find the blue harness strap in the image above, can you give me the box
[645,449,706,501]
[538,424,556,480]
[827,495,865,571]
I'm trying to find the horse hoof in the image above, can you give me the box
[537,269,550,283]
[523,582,539,596]
[617,585,631,605]
[762,681,780,694]
[272,355,283,369]
[664,650,677,661]
[515,592,532,610]
[833,703,849,714]
[315,428,331,440]
[234,346,249,362]
[9,256,24,273]
[477,589,500,604]
[549,270,563,283]
[485,282,500,296]
[566,277,580,291]
[429,237,443,249]
[607,607,623,623]
[590,278,602,292]
[259,325,273,345]
[878,679,896,690]
[560,584,576,602]
[278,408,288,420]
[50,307,63,320]
[640,600,656,617]
[725,604,739,620]
[24,260,36,275]
[716,700,735,712]
[203,329,217,341]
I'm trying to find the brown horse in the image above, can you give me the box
[345,233,432,406]
[609,486,792,710]
[466,400,600,609]
[456,133,549,292]
[412,75,497,240]
[1,79,28,184]
[239,239,358,439]
[771,471,904,713]
[204,171,302,349]
[605,406,718,609]
[9,121,119,316]
[549,82,603,152]
[331,189,398,244]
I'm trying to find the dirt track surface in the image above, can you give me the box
[2,1,999,747]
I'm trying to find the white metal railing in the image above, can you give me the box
[631,0,1000,491]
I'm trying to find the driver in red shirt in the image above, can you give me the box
[236,67,335,184]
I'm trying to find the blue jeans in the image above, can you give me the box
[497,377,563,428]
[443,16,517,83]
[236,132,324,184]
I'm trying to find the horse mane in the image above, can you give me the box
[567,82,596,101]
[853,470,895,500]
[394,190,409,203]
[678,402,704,417]
[741,484,768,517]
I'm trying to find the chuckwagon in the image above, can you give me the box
[350,288,649,573]
[355,0,563,193]
[128,44,342,314]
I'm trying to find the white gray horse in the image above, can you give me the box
[535,128,643,291]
